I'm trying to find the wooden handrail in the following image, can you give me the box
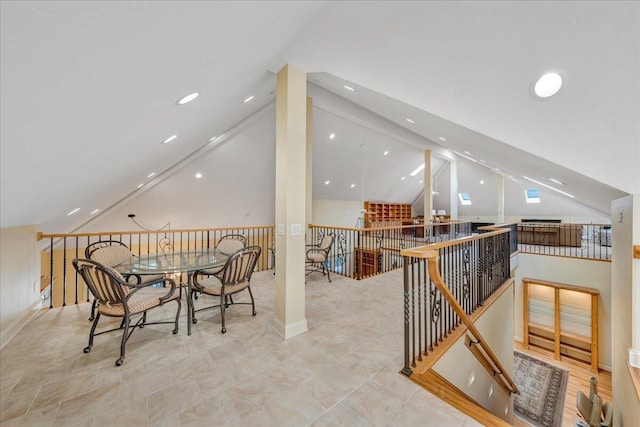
[425,249,520,395]
[309,221,470,233]
[38,225,275,240]
[401,228,509,257]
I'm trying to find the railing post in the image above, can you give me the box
[402,257,413,376]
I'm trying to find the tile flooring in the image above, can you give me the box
[0,269,481,426]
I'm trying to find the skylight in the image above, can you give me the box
[525,188,540,204]
[458,193,472,205]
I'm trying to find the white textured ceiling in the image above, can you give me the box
[1,1,638,231]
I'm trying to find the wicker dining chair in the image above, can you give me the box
[305,234,334,283]
[85,240,164,321]
[73,258,181,367]
[190,245,261,334]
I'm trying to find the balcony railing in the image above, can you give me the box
[308,221,472,280]
[38,226,274,308]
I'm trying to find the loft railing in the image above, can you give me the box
[400,229,518,395]
[479,222,612,261]
[308,221,471,280]
[38,225,274,309]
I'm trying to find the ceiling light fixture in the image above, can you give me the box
[329,133,336,140]
[350,183,356,188]
[464,151,471,155]
[209,136,217,142]
[90,209,100,215]
[383,150,389,156]
[195,173,202,179]
[324,180,330,185]
[176,92,199,105]
[523,176,575,198]
[137,183,144,189]
[533,72,563,99]
[439,136,447,142]
[406,118,415,124]
[343,85,355,91]
[147,172,156,178]
[480,180,485,184]
[67,208,80,216]
[550,178,565,185]
[401,176,406,181]
[243,95,254,103]
[410,163,425,177]
[419,180,423,184]
[162,134,177,144]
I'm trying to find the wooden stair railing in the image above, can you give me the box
[425,250,520,396]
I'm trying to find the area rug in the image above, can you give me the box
[513,351,569,427]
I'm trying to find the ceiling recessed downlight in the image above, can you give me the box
[383,150,389,156]
[550,178,565,185]
[147,172,156,178]
[401,176,406,181]
[67,208,80,216]
[243,95,254,103]
[90,209,100,215]
[176,92,199,105]
[329,133,336,140]
[350,183,356,188]
[324,180,330,185]
[162,134,177,144]
[410,163,425,177]
[438,136,447,142]
[195,173,202,179]
[343,85,355,91]
[209,136,217,142]
[533,72,563,98]
[406,118,415,124]
[137,183,144,189]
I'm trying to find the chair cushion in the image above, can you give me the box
[306,252,326,263]
[98,289,179,317]
[91,246,132,267]
[193,276,249,296]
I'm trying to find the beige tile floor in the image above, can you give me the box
[0,268,482,427]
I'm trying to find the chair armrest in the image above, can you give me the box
[120,277,177,304]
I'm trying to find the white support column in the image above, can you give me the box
[497,175,505,224]
[631,194,640,367]
[449,160,458,220]
[305,97,313,234]
[273,64,308,340]
[423,150,433,221]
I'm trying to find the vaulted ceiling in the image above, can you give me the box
[1,1,637,232]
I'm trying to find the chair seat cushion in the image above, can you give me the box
[306,252,326,263]
[193,276,249,296]
[98,288,179,317]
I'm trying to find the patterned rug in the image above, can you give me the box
[513,351,569,427]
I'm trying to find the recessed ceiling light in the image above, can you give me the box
[90,209,100,215]
[137,183,144,189]
[147,172,156,178]
[329,133,336,140]
[350,184,356,188]
[419,180,423,184]
[343,85,355,91]
[195,172,202,179]
[67,208,80,216]
[209,136,217,142]
[406,118,415,124]
[438,137,447,142]
[533,72,563,99]
[550,178,565,185]
[401,176,406,181]
[324,180,330,185]
[162,134,177,144]
[410,163,425,177]
[480,180,485,184]
[176,92,199,105]
[524,176,574,198]
[383,150,389,156]
[464,151,471,155]
[243,95,254,103]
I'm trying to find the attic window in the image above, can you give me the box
[458,192,472,205]
[525,188,541,204]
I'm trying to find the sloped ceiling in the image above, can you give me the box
[1,1,638,232]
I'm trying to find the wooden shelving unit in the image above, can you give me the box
[523,277,599,371]
[354,247,382,279]
[364,201,412,228]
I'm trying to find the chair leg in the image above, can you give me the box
[327,266,331,283]
[190,289,198,324]
[220,294,226,334]
[84,312,101,353]
[173,299,181,334]
[116,316,130,367]
[89,299,97,321]
[248,286,256,316]
[140,311,147,328]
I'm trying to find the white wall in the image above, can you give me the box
[611,195,640,425]
[514,253,612,369]
[312,199,363,228]
[0,225,41,348]
[433,282,514,422]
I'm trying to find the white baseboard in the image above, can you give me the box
[272,316,308,340]
[0,300,42,350]
[629,348,640,368]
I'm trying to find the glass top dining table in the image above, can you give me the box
[113,248,230,336]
